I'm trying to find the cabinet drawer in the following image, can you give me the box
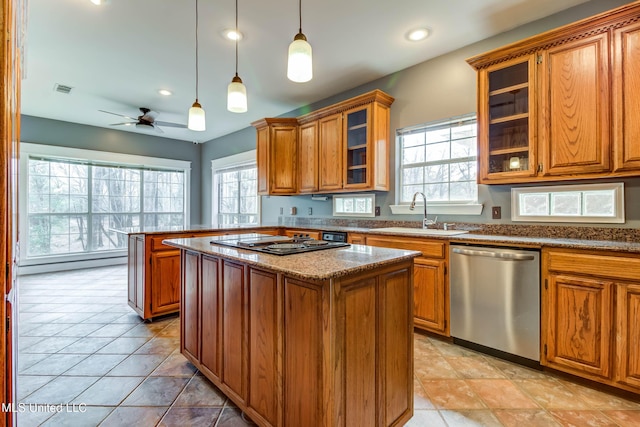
[545,249,640,282]
[365,235,445,258]
[151,233,199,251]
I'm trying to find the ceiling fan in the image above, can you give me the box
[99,107,187,133]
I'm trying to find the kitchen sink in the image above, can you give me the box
[371,227,469,236]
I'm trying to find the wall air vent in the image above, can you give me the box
[53,84,73,94]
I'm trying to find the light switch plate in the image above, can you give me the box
[492,206,501,219]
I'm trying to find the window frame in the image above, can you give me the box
[211,150,260,226]
[391,114,483,216]
[511,182,625,223]
[332,193,376,217]
[19,143,191,266]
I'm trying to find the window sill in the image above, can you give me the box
[390,204,484,216]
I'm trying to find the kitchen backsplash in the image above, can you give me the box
[274,217,640,243]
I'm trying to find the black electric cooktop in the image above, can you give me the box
[211,234,350,256]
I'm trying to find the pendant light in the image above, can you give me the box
[287,0,312,83]
[227,0,248,113]
[188,0,206,131]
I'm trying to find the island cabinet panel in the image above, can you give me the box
[283,279,325,427]
[200,255,221,380]
[181,251,200,362]
[341,279,377,427]
[176,244,415,427]
[380,268,413,425]
[222,260,248,404]
[247,268,280,427]
[616,283,640,389]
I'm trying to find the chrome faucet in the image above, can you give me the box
[410,192,437,229]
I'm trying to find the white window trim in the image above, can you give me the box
[19,142,192,268]
[333,193,376,217]
[211,150,260,226]
[394,114,483,216]
[389,203,484,215]
[511,182,625,223]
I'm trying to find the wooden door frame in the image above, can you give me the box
[2,0,22,425]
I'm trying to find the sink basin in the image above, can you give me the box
[372,227,469,236]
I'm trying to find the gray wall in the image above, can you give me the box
[202,0,640,228]
[20,115,203,225]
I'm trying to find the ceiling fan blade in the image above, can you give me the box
[99,110,138,121]
[155,120,188,129]
[154,125,165,134]
[109,122,136,126]
[140,109,159,121]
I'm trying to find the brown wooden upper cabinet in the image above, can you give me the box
[468,2,640,184]
[252,90,394,195]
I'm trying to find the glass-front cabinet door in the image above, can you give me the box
[478,55,537,182]
[343,105,371,189]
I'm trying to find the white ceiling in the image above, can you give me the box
[21,0,591,143]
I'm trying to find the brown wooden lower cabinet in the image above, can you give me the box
[127,228,279,320]
[364,235,449,336]
[179,249,414,427]
[542,248,640,394]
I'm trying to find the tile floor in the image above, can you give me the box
[15,265,640,426]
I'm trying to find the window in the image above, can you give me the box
[20,143,190,262]
[333,194,375,217]
[397,114,478,204]
[212,151,259,225]
[512,183,624,223]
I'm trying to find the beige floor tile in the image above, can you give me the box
[549,410,619,426]
[446,356,507,379]
[600,410,640,427]
[467,379,539,409]
[414,356,459,380]
[494,409,562,427]
[514,379,591,410]
[404,409,447,426]
[559,380,640,410]
[440,409,504,427]
[421,379,486,410]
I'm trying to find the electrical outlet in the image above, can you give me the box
[307,207,312,215]
[290,207,297,215]
[375,206,381,216]
[492,206,501,219]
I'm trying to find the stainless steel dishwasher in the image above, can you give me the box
[450,245,540,362]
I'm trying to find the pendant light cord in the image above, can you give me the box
[235,0,239,77]
[298,0,302,33]
[195,0,200,100]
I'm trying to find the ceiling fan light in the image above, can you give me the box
[188,100,206,131]
[287,33,312,83]
[227,75,247,113]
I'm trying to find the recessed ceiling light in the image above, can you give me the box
[221,29,243,41]
[158,89,173,96]
[90,0,108,5]
[406,28,430,42]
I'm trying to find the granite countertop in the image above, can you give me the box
[163,236,421,281]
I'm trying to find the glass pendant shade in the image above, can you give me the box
[287,33,312,83]
[227,75,248,113]
[188,100,206,131]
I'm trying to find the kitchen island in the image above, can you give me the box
[164,234,421,427]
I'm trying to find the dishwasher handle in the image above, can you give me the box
[452,247,536,261]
